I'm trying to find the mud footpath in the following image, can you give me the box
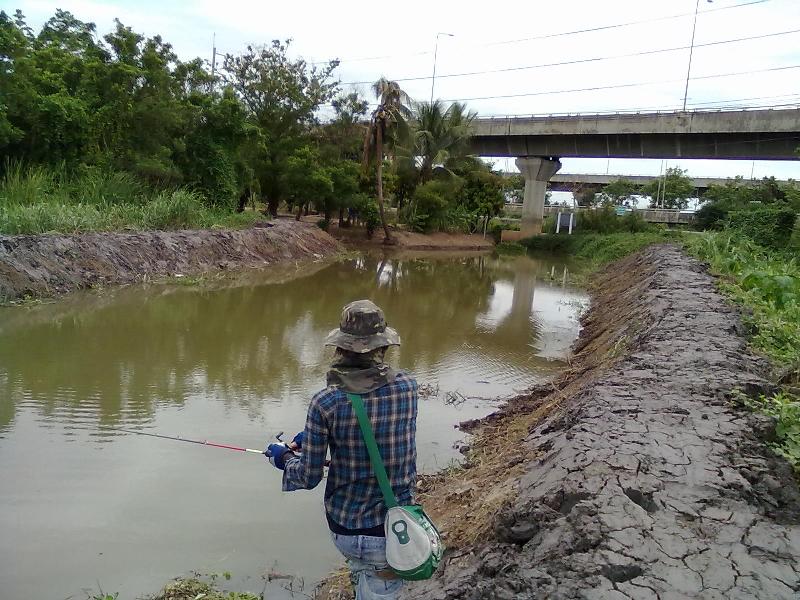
[0,221,341,301]
[408,245,800,600]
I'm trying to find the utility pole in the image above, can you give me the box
[211,32,217,81]
[683,0,712,111]
[430,32,454,104]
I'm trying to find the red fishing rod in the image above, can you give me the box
[116,428,286,455]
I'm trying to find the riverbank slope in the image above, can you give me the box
[407,244,800,599]
[0,221,341,302]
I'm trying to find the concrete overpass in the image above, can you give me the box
[503,204,695,225]
[470,108,800,237]
[545,173,791,194]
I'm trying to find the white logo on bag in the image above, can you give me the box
[392,519,410,544]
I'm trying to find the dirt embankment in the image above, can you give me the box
[409,245,800,600]
[322,222,495,251]
[0,221,341,301]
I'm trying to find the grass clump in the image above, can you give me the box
[519,231,684,268]
[685,232,799,367]
[0,165,261,235]
[742,391,800,472]
[149,577,259,600]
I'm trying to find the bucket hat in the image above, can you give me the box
[324,299,401,353]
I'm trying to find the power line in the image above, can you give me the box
[441,64,800,103]
[482,0,771,48]
[338,28,800,86]
[312,0,771,65]
[476,93,800,118]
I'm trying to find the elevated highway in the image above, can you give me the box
[470,108,800,160]
[546,173,791,193]
[473,108,800,237]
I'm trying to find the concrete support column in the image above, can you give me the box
[515,156,562,236]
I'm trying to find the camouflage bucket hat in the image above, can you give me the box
[324,299,401,353]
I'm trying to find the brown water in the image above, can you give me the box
[0,251,587,599]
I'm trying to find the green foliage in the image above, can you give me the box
[642,167,695,209]
[743,391,800,472]
[694,201,728,230]
[352,193,380,238]
[728,207,797,249]
[145,575,260,600]
[494,241,526,255]
[404,180,455,232]
[686,232,799,468]
[573,187,599,207]
[0,166,259,234]
[222,39,339,216]
[488,218,519,242]
[503,174,524,204]
[403,100,476,183]
[685,232,800,367]
[519,231,682,266]
[696,177,800,231]
[1,12,347,225]
[599,178,640,206]
[576,205,654,233]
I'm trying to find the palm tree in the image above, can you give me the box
[411,100,477,183]
[363,78,411,243]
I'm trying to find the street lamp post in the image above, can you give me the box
[430,32,454,104]
[683,0,712,111]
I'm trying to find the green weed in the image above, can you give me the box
[0,166,261,235]
[742,391,800,471]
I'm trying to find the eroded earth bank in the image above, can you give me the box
[409,245,800,600]
[0,220,341,301]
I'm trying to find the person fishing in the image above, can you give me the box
[265,299,418,599]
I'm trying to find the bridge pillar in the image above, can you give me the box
[515,157,562,236]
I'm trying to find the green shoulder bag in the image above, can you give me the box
[347,392,444,581]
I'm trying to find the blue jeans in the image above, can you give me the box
[331,533,404,600]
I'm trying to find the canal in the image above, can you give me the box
[0,251,588,599]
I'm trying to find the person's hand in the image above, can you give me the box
[265,443,293,470]
[289,431,305,451]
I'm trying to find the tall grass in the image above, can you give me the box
[685,232,799,367]
[519,231,682,266]
[0,164,259,234]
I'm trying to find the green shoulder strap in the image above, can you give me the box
[346,392,399,509]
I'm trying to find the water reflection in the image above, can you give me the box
[0,253,585,436]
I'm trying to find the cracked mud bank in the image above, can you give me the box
[410,245,800,600]
[0,221,341,301]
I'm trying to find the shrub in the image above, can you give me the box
[695,202,728,230]
[728,207,797,249]
[576,205,653,234]
[487,218,519,243]
[351,194,380,239]
[403,180,461,233]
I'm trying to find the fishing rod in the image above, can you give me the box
[116,428,286,456]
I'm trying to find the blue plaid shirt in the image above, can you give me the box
[282,372,418,531]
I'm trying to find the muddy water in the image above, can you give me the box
[0,251,587,599]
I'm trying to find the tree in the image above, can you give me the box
[363,78,411,243]
[599,178,640,206]
[461,168,505,230]
[319,92,369,162]
[642,167,695,209]
[503,174,524,204]
[573,186,599,207]
[409,100,476,183]
[223,40,339,216]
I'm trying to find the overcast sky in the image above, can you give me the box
[9,0,800,180]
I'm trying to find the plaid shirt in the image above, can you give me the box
[282,372,418,531]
